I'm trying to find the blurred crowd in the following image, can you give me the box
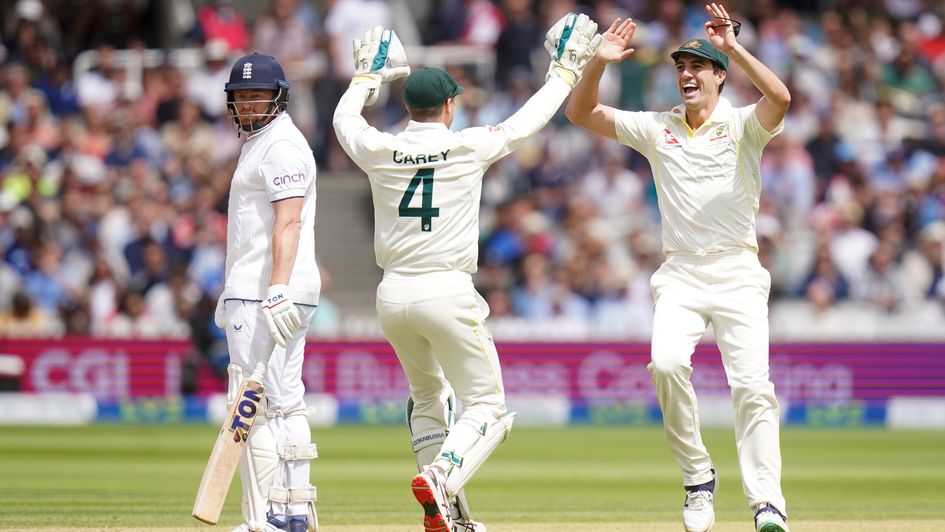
[1,0,944,349]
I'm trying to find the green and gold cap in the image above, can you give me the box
[671,39,729,70]
[402,67,464,109]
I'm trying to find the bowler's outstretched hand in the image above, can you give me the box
[704,3,739,53]
[597,18,637,64]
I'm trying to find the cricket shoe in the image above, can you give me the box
[682,469,717,532]
[453,519,486,531]
[285,515,311,532]
[754,503,789,532]
[230,520,283,532]
[252,514,312,532]
[412,467,454,532]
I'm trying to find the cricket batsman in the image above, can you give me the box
[216,52,320,532]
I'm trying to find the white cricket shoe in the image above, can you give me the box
[754,503,789,532]
[230,521,283,532]
[682,469,717,532]
[453,519,486,531]
[412,467,454,532]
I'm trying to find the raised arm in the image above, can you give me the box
[566,18,637,140]
[704,3,790,132]
[483,13,603,160]
[333,27,410,160]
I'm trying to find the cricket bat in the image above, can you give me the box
[192,359,269,525]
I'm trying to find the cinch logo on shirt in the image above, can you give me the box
[272,172,306,187]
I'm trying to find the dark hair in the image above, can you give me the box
[715,65,725,94]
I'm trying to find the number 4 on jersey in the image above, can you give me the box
[399,168,440,232]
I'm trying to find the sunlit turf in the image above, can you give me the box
[2,425,943,528]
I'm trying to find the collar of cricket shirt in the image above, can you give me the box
[247,111,289,139]
[670,96,733,131]
[405,120,450,131]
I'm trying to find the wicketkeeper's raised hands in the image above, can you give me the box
[544,13,603,87]
[351,26,411,105]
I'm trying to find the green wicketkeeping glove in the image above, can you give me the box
[350,26,411,105]
[544,13,603,87]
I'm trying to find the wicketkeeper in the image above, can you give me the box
[332,15,602,532]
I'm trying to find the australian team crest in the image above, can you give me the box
[710,123,729,141]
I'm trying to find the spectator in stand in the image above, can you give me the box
[881,24,940,114]
[760,136,815,228]
[578,146,643,230]
[457,0,505,48]
[324,0,390,81]
[2,143,55,203]
[0,62,45,127]
[160,99,217,160]
[23,240,75,313]
[853,241,906,312]
[88,251,119,336]
[0,290,61,337]
[194,0,248,53]
[801,240,850,302]
[252,0,327,142]
[32,61,80,118]
[154,64,187,127]
[830,202,879,286]
[2,0,63,64]
[101,288,161,338]
[494,0,542,89]
[186,39,233,122]
[3,206,37,276]
[19,91,59,151]
[322,0,390,167]
[902,220,945,304]
[74,46,124,112]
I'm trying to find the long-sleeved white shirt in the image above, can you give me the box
[333,78,571,274]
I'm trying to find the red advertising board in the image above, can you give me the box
[2,339,943,401]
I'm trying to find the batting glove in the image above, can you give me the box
[351,26,411,106]
[544,13,603,87]
[261,284,302,348]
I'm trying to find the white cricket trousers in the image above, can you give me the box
[376,271,507,438]
[648,250,786,514]
[224,299,316,516]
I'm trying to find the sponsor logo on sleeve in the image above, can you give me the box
[271,171,307,188]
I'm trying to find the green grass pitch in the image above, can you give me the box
[2,425,943,531]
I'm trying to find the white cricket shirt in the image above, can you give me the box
[615,97,782,255]
[333,78,571,274]
[221,112,321,305]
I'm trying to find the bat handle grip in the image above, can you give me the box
[248,361,266,382]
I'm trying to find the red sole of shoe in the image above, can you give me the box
[412,475,450,532]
